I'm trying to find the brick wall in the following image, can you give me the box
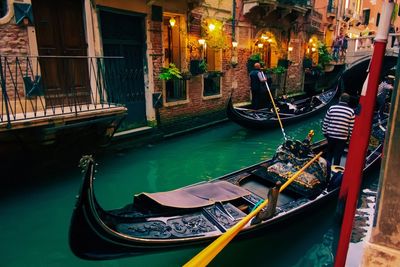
[0,24,28,55]
[152,20,255,132]
[286,64,304,94]
[0,23,29,100]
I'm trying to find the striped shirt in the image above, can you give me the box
[322,102,355,140]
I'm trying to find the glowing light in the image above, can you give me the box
[261,34,268,40]
[258,43,264,48]
[232,40,238,48]
[198,39,206,45]
[169,17,176,27]
[311,47,316,52]
[288,47,293,52]
[208,23,215,31]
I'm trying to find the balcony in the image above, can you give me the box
[344,34,400,64]
[0,56,127,128]
[0,56,128,157]
[243,0,309,26]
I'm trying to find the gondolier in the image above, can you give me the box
[249,63,270,109]
[226,86,338,130]
[322,93,355,166]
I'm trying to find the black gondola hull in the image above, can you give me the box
[226,87,338,130]
[69,136,383,260]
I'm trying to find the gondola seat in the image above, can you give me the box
[134,181,251,209]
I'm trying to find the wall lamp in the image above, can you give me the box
[198,39,206,45]
[288,47,293,52]
[169,17,176,27]
[232,40,238,48]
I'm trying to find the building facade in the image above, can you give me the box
[2,0,388,135]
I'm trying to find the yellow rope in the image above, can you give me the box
[183,151,323,267]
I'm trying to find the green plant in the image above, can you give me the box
[271,66,287,75]
[317,41,333,68]
[246,53,264,73]
[199,60,208,73]
[201,19,228,50]
[159,63,182,80]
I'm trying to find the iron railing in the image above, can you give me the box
[0,55,128,128]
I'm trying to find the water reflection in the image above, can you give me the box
[293,229,334,267]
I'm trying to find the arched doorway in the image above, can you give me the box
[253,30,285,69]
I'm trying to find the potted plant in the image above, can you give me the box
[199,60,208,74]
[271,66,287,75]
[317,42,334,72]
[205,70,224,78]
[190,59,207,75]
[246,53,264,73]
[181,71,192,80]
[159,63,182,81]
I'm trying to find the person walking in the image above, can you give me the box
[332,36,343,62]
[340,35,348,62]
[249,62,269,109]
[322,93,355,166]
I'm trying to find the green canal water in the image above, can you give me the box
[0,114,379,267]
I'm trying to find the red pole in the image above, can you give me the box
[334,1,394,266]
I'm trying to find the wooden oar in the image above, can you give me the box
[183,151,323,267]
[260,72,287,140]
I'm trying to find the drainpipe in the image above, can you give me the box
[232,0,236,41]
[334,1,394,267]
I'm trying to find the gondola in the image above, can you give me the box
[69,121,385,261]
[226,85,338,130]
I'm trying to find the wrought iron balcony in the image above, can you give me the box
[0,55,127,129]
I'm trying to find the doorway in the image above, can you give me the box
[32,0,90,106]
[99,8,147,129]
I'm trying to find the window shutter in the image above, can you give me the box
[151,5,162,22]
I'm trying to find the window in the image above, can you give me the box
[163,15,187,103]
[203,48,222,97]
[0,0,8,18]
[376,13,380,27]
[165,79,187,103]
[363,9,370,25]
[163,16,181,68]
[327,0,334,13]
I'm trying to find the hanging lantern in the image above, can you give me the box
[169,17,176,27]
[232,40,238,48]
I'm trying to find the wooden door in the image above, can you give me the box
[99,9,147,127]
[32,0,90,106]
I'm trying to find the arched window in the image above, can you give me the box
[0,0,8,18]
